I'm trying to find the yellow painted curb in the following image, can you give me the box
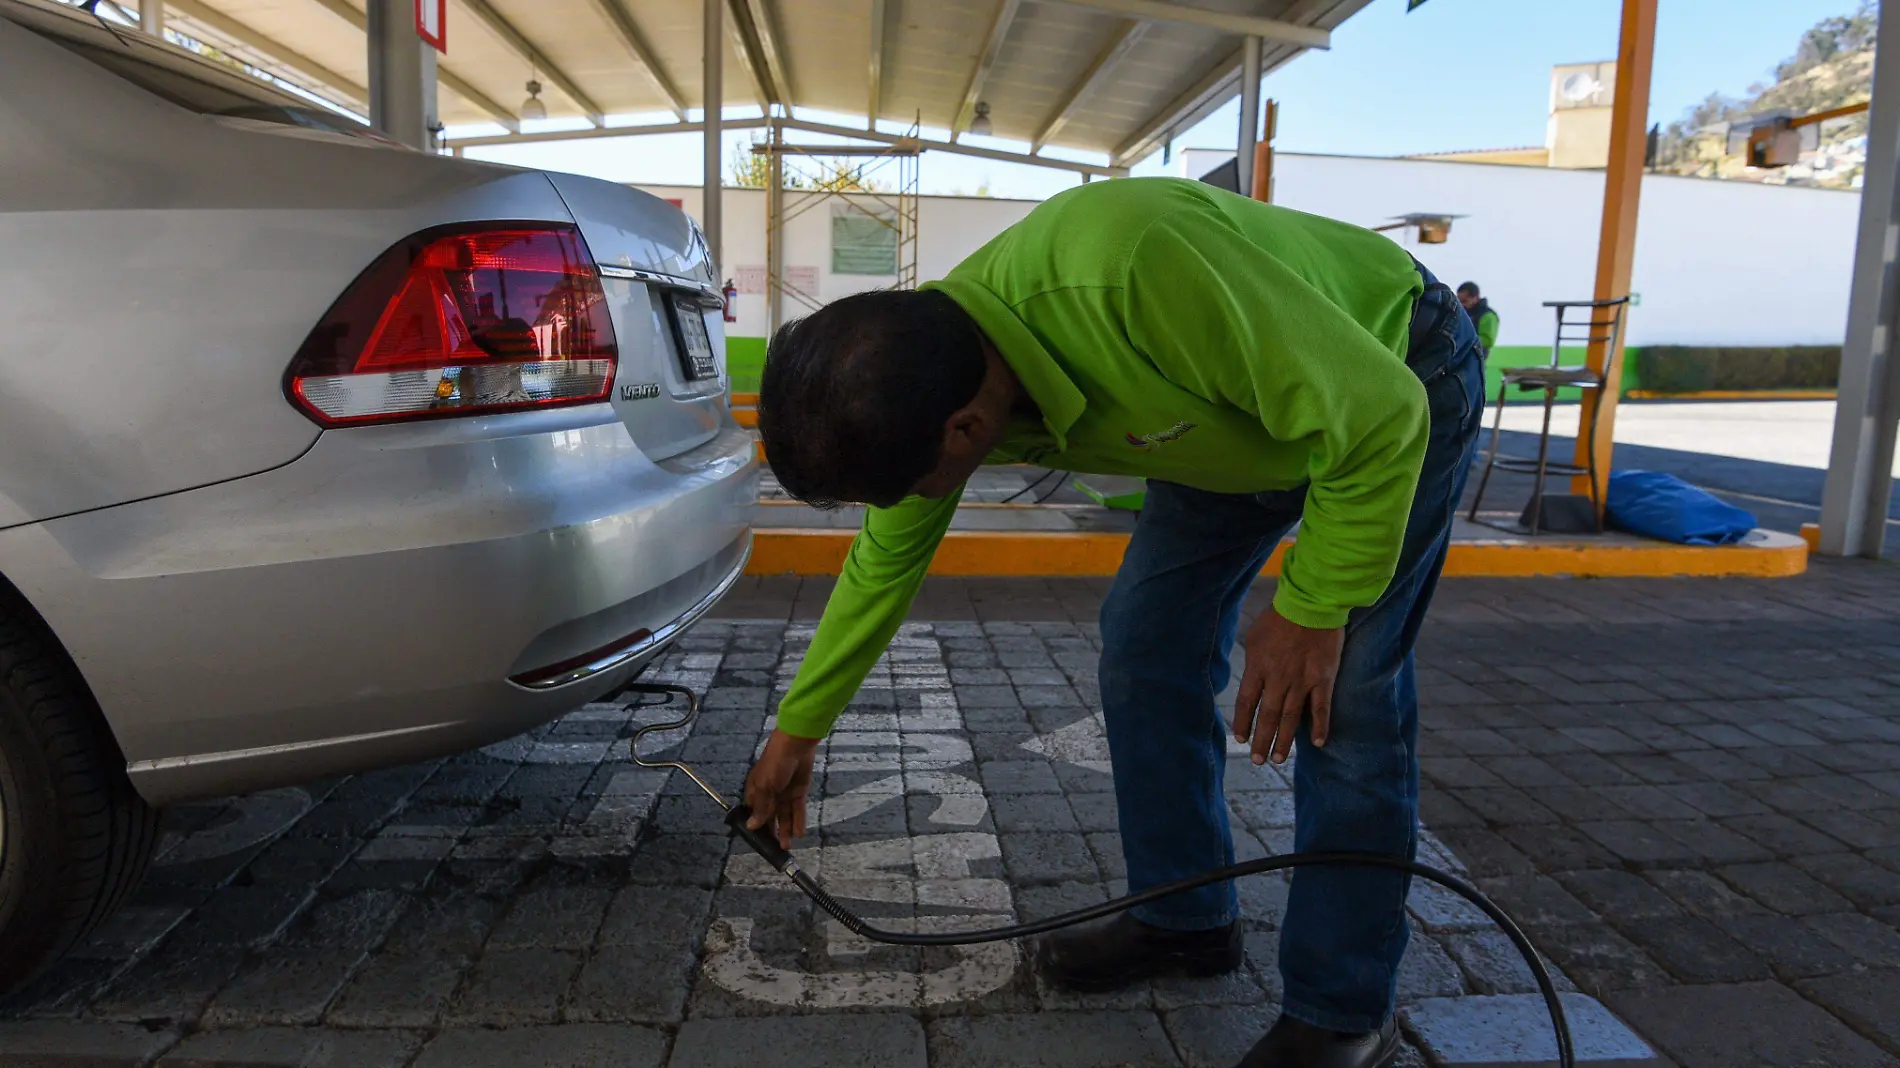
[732,392,759,406]
[1801,522,1822,552]
[1439,531,1808,578]
[733,407,758,428]
[1625,389,1837,401]
[746,528,1808,578]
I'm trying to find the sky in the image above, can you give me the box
[462,0,1864,201]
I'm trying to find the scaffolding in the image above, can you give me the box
[753,117,922,335]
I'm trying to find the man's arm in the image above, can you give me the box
[1478,310,1500,353]
[775,490,962,738]
[744,489,959,846]
[1122,211,1430,629]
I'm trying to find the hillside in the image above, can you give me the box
[1652,1,1875,188]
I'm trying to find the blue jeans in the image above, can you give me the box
[1097,269,1484,1032]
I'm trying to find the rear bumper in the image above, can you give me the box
[510,536,748,689]
[0,405,758,805]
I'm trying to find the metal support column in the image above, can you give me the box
[702,0,725,272]
[766,121,785,337]
[1820,0,1900,556]
[1569,0,1656,511]
[366,0,439,151]
[140,1,162,37]
[1252,98,1277,201]
[1235,35,1261,201]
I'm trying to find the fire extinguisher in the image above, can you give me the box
[722,279,738,323]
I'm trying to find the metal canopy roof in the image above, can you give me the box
[133,0,1373,167]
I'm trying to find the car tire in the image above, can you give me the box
[0,593,158,993]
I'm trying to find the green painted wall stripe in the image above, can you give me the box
[1481,345,1643,405]
[726,338,1652,403]
[727,336,767,393]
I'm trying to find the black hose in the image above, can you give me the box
[1035,470,1072,504]
[630,694,1574,1067]
[766,826,1573,1068]
[999,468,1063,504]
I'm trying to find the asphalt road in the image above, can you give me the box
[1480,400,1900,554]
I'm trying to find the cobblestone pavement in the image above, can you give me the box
[3,564,1898,1067]
[1407,563,1900,1068]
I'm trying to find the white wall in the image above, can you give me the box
[636,185,1039,341]
[641,155,1862,348]
[1179,151,1861,348]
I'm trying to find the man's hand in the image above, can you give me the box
[743,728,821,848]
[1233,608,1345,766]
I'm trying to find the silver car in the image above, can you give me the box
[0,0,757,990]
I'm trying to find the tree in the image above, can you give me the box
[727,134,893,191]
[1774,2,1877,83]
[727,146,779,189]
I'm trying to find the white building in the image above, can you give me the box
[1172,149,1859,350]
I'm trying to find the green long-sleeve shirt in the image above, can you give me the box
[1475,308,1499,353]
[774,177,1429,739]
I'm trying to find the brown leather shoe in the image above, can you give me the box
[1233,1014,1400,1068]
[1035,913,1243,993]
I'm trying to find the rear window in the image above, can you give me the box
[207,103,375,140]
[13,5,372,139]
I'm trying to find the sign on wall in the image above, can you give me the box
[416,0,446,52]
[785,265,820,296]
[831,203,899,276]
[734,265,819,297]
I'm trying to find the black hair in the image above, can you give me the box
[757,288,988,510]
[1456,281,1481,297]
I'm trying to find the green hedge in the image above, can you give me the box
[731,339,1630,403]
[726,336,1838,401]
[1632,345,1841,394]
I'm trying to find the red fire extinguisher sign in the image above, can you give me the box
[416,0,446,52]
[722,280,738,323]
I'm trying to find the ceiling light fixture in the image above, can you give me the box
[968,101,993,137]
[1371,213,1466,245]
[521,78,547,121]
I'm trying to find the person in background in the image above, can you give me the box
[1456,282,1498,358]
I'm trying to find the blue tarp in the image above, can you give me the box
[1606,470,1757,546]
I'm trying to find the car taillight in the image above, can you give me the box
[285,224,617,426]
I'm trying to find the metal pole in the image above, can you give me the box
[702,0,725,272]
[867,0,885,131]
[140,1,162,36]
[766,121,785,336]
[368,0,393,134]
[1569,0,1656,513]
[1253,98,1276,202]
[1236,35,1261,199]
[366,0,439,151]
[1820,0,1900,556]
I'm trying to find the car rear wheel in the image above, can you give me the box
[0,593,158,993]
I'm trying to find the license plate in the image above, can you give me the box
[668,293,718,381]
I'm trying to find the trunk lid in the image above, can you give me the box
[546,174,733,462]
